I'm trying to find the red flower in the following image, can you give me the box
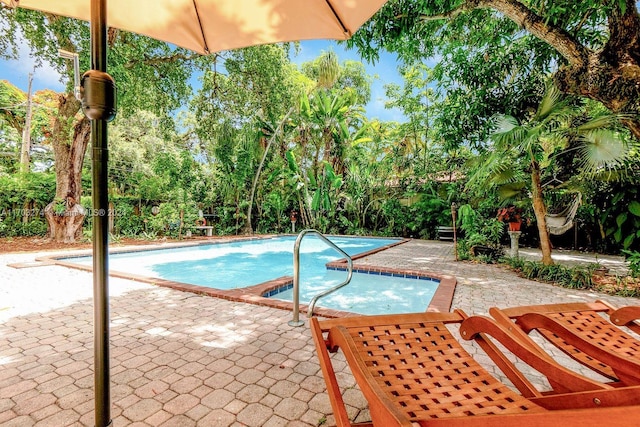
[497,206,523,223]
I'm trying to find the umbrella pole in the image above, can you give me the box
[90,0,112,426]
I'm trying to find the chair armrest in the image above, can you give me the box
[311,317,415,427]
[310,317,355,427]
[609,306,640,335]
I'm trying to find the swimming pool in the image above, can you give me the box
[60,235,444,315]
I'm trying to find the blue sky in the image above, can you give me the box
[0,38,406,122]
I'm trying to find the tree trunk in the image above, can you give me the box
[554,54,640,140]
[530,161,553,265]
[245,107,295,234]
[45,94,91,243]
[482,0,640,139]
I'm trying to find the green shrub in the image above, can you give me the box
[113,202,145,236]
[537,264,572,284]
[475,254,497,264]
[503,256,526,271]
[520,261,542,279]
[145,202,198,238]
[570,267,593,289]
[622,250,640,278]
[455,204,505,261]
[0,172,56,237]
[456,240,471,261]
[504,259,596,290]
[19,218,48,236]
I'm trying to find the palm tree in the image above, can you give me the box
[471,84,632,265]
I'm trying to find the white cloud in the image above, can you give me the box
[0,31,65,93]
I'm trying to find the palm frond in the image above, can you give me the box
[575,113,633,132]
[492,114,518,134]
[492,115,531,151]
[466,152,514,191]
[497,182,528,201]
[534,84,564,121]
[575,130,630,174]
[589,166,627,182]
[492,168,520,185]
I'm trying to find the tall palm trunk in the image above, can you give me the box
[530,160,554,265]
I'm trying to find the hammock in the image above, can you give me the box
[546,193,581,235]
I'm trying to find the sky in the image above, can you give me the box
[0,38,406,123]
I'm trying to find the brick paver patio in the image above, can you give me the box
[1,239,637,426]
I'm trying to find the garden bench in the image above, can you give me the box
[436,225,455,241]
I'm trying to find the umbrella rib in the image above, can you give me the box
[192,0,210,54]
[324,0,350,36]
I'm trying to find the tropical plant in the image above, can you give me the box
[0,172,56,237]
[454,203,504,260]
[622,250,640,278]
[309,161,343,232]
[596,186,640,251]
[316,50,340,89]
[469,84,633,265]
[496,206,527,225]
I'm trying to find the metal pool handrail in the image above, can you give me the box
[288,229,353,327]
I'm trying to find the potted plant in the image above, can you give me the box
[497,206,524,231]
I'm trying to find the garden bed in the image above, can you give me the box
[499,256,640,298]
[0,236,212,253]
[592,274,640,296]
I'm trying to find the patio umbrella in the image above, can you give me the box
[0,1,389,426]
[2,0,385,54]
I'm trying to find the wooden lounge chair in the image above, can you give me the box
[310,310,640,427]
[489,301,640,385]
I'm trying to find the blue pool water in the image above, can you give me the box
[65,236,438,314]
[275,269,438,315]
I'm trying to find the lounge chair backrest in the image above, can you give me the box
[490,301,640,385]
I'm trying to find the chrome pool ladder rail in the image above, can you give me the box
[288,229,353,327]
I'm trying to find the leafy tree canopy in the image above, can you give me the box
[349,0,640,140]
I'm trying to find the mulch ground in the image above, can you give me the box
[0,233,268,254]
[592,274,640,295]
[0,236,216,254]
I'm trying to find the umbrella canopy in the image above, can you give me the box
[1,1,389,426]
[2,0,385,54]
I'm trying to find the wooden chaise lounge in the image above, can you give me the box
[311,310,640,427]
[489,301,640,385]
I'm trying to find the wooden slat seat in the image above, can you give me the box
[310,310,640,427]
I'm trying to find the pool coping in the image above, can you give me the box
[35,235,456,318]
